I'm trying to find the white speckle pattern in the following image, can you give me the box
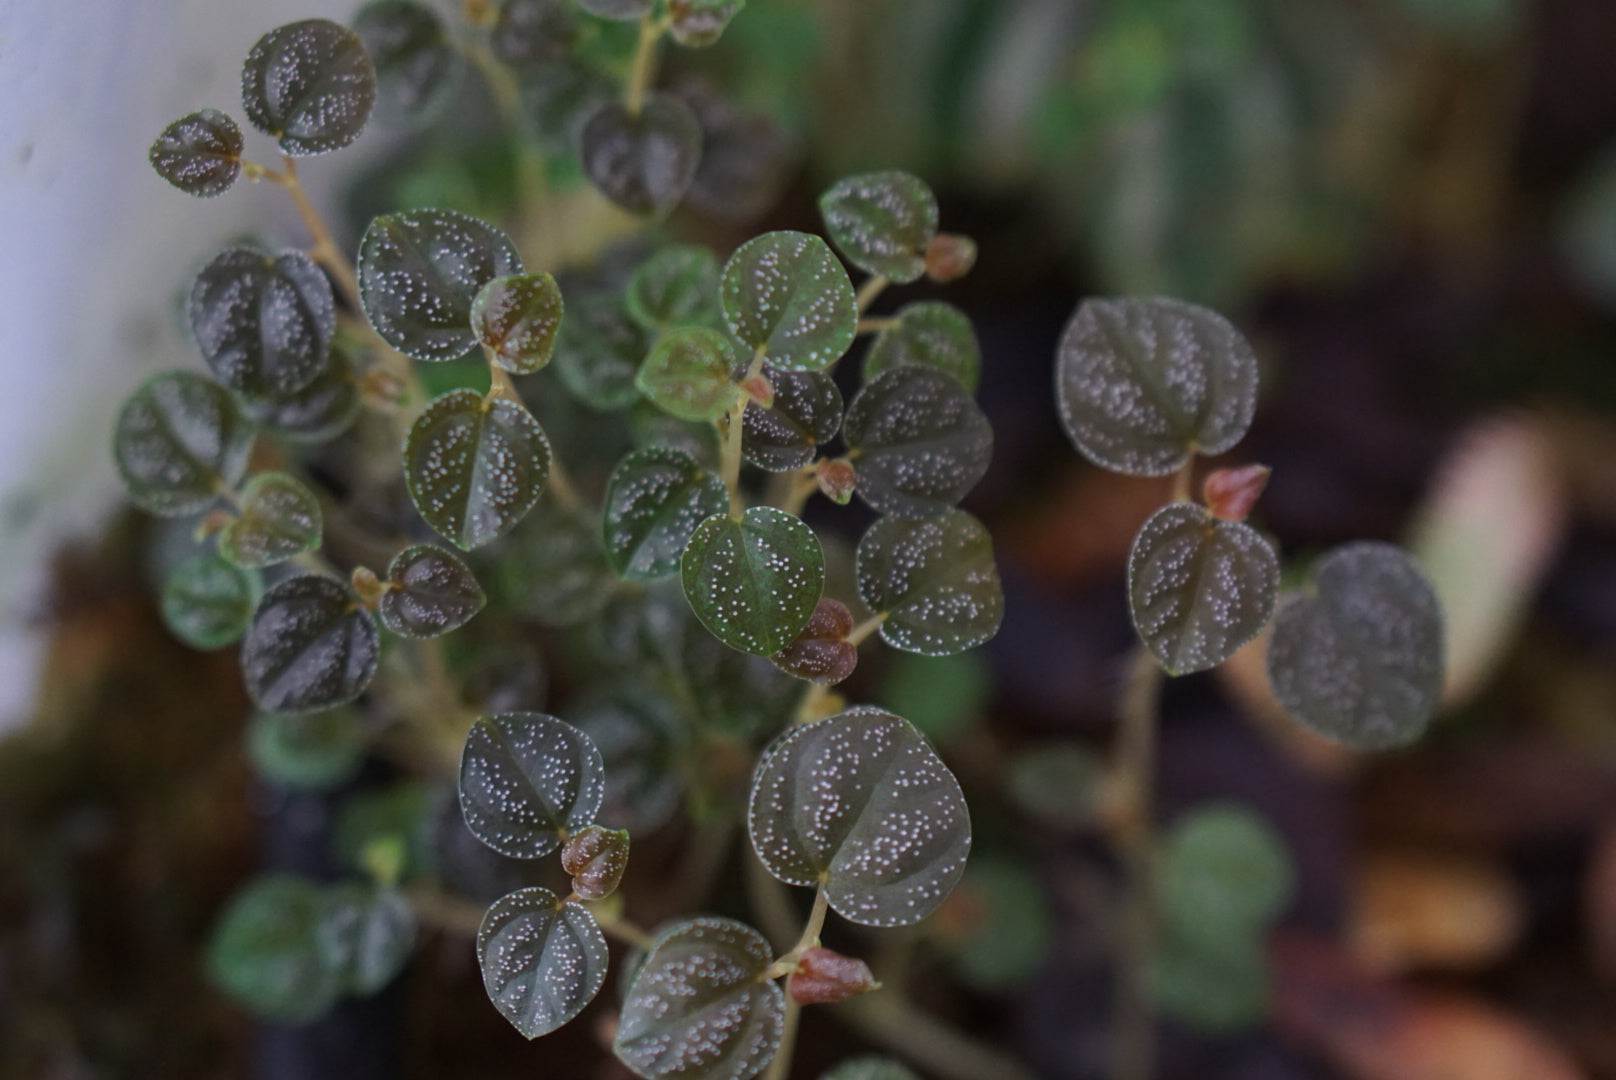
[241,19,376,156]
[604,447,729,582]
[218,471,322,569]
[378,543,486,638]
[581,94,703,218]
[471,272,565,375]
[842,365,992,519]
[404,389,552,551]
[241,574,379,714]
[680,506,826,656]
[864,301,981,393]
[458,711,606,859]
[721,231,857,374]
[667,0,746,48]
[1126,502,1279,676]
[149,109,243,197]
[1055,296,1259,477]
[856,508,1003,656]
[161,556,254,650]
[818,169,939,284]
[190,247,335,399]
[741,364,843,473]
[746,706,972,928]
[113,371,255,516]
[477,886,609,1039]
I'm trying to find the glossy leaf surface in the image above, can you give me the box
[242,574,379,713]
[668,0,746,47]
[477,886,609,1038]
[603,447,728,582]
[681,506,824,656]
[842,366,992,519]
[354,1,457,125]
[635,327,737,422]
[149,109,243,196]
[319,886,415,995]
[161,555,256,649]
[458,712,605,859]
[748,706,971,926]
[404,389,551,550]
[771,598,856,685]
[626,244,723,331]
[241,19,376,155]
[721,231,857,373]
[190,247,335,398]
[864,301,980,393]
[561,826,630,900]
[856,509,1003,656]
[208,875,341,1023]
[741,365,842,472]
[379,543,486,637]
[115,372,254,515]
[580,95,702,217]
[472,273,564,374]
[248,709,365,790]
[1161,802,1294,943]
[819,170,938,284]
[219,472,323,569]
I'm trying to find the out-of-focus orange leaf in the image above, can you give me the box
[1351,850,1521,974]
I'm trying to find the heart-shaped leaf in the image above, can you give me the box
[1266,542,1445,750]
[864,301,980,393]
[458,712,605,859]
[668,0,746,47]
[682,506,824,656]
[207,875,343,1024]
[771,598,857,685]
[1127,502,1279,676]
[248,709,366,791]
[581,94,702,217]
[379,543,486,637]
[842,366,992,519]
[1055,296,1259,477]
[239,342,361,444]
[1160,802,1294,945]
[570,683,687,833]
[604,447,729,582]
[477,886,609,1038]
[319,885,415,995]
[241,19,376,155]
[741,365,842,472]
[354,1,459,126]
[627,244,723,331]
[678,84,790,225]
[404,389,552,550]
[856,509,1003,656]
[472,273,565,374]
[554,289,651,410]
[819,170,938,284]
[149,109,243,196]
[721,231,857,373]
[190,247,335,398]
[615,917,785,1080]
[219,472,323,569]
[635,327,738,422]
[242,574,380,713]
[359,208,523,362]
[748,706,971,926]
[161,555,257,650]
[114,373,255,516]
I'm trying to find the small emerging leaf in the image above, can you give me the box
[771,598,857,685]
[218,472,322,569]
[472,272,565,374]
[603,447,728,582]
[668,0,746,47]
[242,574,380,714]
[241,19,376,155]
[114,371,254,516]
[404,389,552,550]
[478,886,609,1038]
[149,109,243,196]
[458,712,605,859]
[819,170,939,284]
[626,245,723,331]
[682,506,825,656]
[924,233,977,283]
[722,231,857,373]
[635,326,738,422]
[789,946,878,1005]
[378,543,485,637]
[354,1,459,126]
[190,247,335,398]
[581,95,702,217]
[856,509,1003,656]
[842,366,992,519]
[1203,464,1271,522]
[741,365,842,472]
[864,301,980,393]
[161,555,257,649]
[561,825,631,900]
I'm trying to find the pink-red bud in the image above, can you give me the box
[788,946,879,1005]
[1203,464,1271,522]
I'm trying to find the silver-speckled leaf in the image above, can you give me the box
[577,0,651,17]
[477,886,609,1039]
[615,917,784,1080]
[741,364,842,473]
[570,683,686,833]
[113,371,254,516]
[218,472,323,569]
[239,341,361,444]
[864,301,980,393]
[1127,503,1278,676]
[635,327,738,423]
[626,245,723,331]
[667,0,746,47]
[149,109,243,196]
[492,499,618,627]
[580,95,702,217]
[379,543,485,637]
[161,555,257,650]
[472,273,565,374]
[554,290,650,410]
[1055,297,1259,477]
[354,1,459,126]
[190,247,335,398]
[1266,542,1445,750]
[842,366,992,519]
[403,389,552,550]
[359,209,523,361]
[681,506,825,656]
[242,574,379,714]
[856,509,1003,656]
[318,885,415,995]
[818,170,938,284]
[747,706,971,927]
[721,231,857,373]
[604,448,728,582]
[458,712,605,859]
[241,19,376,155]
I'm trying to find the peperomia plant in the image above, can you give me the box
[122,7,999,1080]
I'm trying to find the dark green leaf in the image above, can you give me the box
[404,389,552,550]
[458,712,605,858]
[218,472,323,569]
[681,506,824,656]
[842,366,992,519]
[478,886,609,1038]
[721,231,856,373]
[239,340,361,443]
[359,208,524,362]
[492,499,618,626]
[1153,930,1268,1033]
[683,626,800,743]
[627,245,723,331]
[615,917,784,1080]
[864,301,980,393]
[1005,743,1106,828]
[1055,296,1259,477]
[242,574,380,713]
[354,1,458,126]
[1128,502,1278,675]
[554,289,651,410]
[771,598,856,685]
[570,683,686,833]
[161,555,257,650]
[493,0,576,66]
[581,94,702,217]
[190,247,335,398]
[856,509,1002,655]
[678,83,791,225]
[635,327,738,422]
[820,1059,921,1080]
[319,885,415,995]
[741,364,841,472]
[1160,802,1294,944]
[207,874,342,1023]
[241,19,376,155]
[379,543,486,637]
[819,170,938,284]
[630,399,720,467]
[604,447,728,581]
[667,0,746,47]
[1266,542,1445,750]
[114,372,253,516]
[747,706,971,926]
[248,708,366,790]
[876,651,990,744]
[472,273,565,374]
[149,109,243,196]
[940,858,1055,991]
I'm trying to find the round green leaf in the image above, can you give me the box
[1160,802,1294,943]
[681,506,824,656]
[820,1059,921,1080]
[864,301,980,393]
[493,500,618,627]
[1005,743,1106,829]
[721,231,857,373]
[149,109,242,196]
[604,447,728,582]
[354,1,458,126]
[842,366,992,519]
[161,555,257,650]
[1055,296,1259,477]
[242,574,380,714]
[1127,502,1278,676]
[190,247,335,398]
[741,365,842,472]
[941,857,1055,991]
[239,342,361,444]
[404,389,552,550]
[458,712,606,859]
[207,874,342,1024]
[1266,542,1445,750]
[856,509,1003,656]
[241,19,376,155]
[635,327,738,422]
[358,208,524,362]
[555,290,651,410]
[578,0,651,17]
[626,245,723,331]
[319,885,415,995]
[113,371,254,516]
[571,683,687,833]
[248,708,366,790]
[472,273,565,374]
[668,0,746,47]
[818,170,938,284]
[876,651,990,745]
[218,472,323,569]
[477,885,609,1038]
[1153,930,1268,1033]
[581,94,702,217]
[747,706,971,927]
[615,917,785,1080]
[379,543,486,637]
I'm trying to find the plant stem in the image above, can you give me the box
[777,466,819,517]
[590,905,656,951]
[761,885,830,1080]
[1111,646,1164,1080]
[854,275,889,314]
[1170,457,1194,503]
[624,14,666,118]
[846,612,887,647]
[856,316,898,335]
